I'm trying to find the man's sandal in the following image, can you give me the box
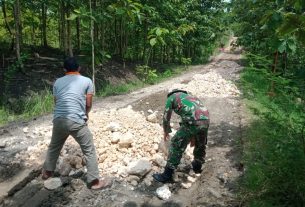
[42,169,54,180]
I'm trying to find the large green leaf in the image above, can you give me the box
[149,38,157,46]
[66,14,78,21]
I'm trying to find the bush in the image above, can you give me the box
[135,65,158,84]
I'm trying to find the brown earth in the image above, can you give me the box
[0,43,247,207]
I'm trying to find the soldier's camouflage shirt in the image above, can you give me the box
[163,92,209,133]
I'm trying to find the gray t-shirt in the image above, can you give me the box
[53,74,93,124]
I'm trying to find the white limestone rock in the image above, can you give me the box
[23,127,29,133]
[118,132,133,148]
[127,158,152,176]
[111,132,121,144]
[181,182,192,189]
[156,185,171,200]
[146,112,158,123]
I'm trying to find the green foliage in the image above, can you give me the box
[4,53,29,89]
[0,88,54,126]
[239,54,305,206]
[135,65,158,83]
[97,80,143,97]
[180,57,192,69]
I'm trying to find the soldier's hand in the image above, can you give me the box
[164,132,169,141]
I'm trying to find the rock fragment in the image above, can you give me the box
[44,178,62,190]
[127,158,152,176]
[156,185,171,200]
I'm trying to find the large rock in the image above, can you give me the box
[44,178,62,190]
[127,158,152,176]
[111,132,121,144]
[146,112,158,123]
[118,132,133,148]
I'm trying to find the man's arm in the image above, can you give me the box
[163,96,174,140]
[86,94,93,120]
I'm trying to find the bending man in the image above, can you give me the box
[153,89,210,183]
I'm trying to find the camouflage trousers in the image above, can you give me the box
[166,123,208,170]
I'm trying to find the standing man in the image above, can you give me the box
[42,57,110,190]
[153,89,210,183]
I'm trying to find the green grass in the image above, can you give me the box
[97,80,144,97]
[0,89,54,126]
[239,57,305,206]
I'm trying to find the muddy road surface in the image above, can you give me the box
[0,47,246,207]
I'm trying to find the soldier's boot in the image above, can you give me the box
[152,167,174,183]
[192,160,202,174]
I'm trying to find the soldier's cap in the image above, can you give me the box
[167,89,188,97]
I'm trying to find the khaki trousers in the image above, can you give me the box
[43,117,99,183]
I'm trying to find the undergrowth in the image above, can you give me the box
[239,53,305,206]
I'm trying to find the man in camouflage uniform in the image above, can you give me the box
[153,89,209,183]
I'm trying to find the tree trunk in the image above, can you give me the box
[120,17,123,57]
[100,0,105,51]
[160,45,164,64]
[282,52,287,75]
[142,21,148,63]
[269,50,279,97]
[66,1,73,57]
[92,0,98,42]
[2,0,14,50]
[89,0,96,94]
[76,17,81,52]
[41,2,48,47]
[114,18,118,54]
[31,13,35,45]
[13,0,22,67]
[59,1,67,53]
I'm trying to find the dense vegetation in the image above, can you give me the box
[0,0,228,123]
[231,0,305,205]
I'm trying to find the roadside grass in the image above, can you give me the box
[0,89,54,126]
[239,55,305,206]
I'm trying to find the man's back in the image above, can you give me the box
[171,92,209,122]
[53,73,93,124]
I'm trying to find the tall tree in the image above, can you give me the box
[66,0,73,57]
[1,0,14,49]
[89,0,95,94]
[13,0,22,67]
[41,0,48,47]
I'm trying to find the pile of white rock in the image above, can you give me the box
[169,71,241,98]
[15,105,196,188]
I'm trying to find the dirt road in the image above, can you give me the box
[0,47,246,207]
